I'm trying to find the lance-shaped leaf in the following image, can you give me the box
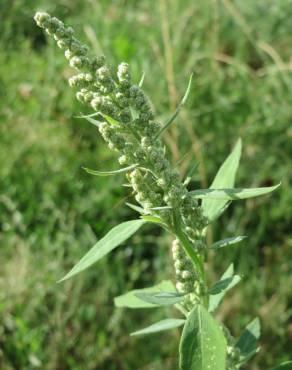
[59,220,145,282]
[191,183,280,200]
[83,164,138,176]
[135,291,186,306]
[150,206,172,210]
[138,71,145,87]
[140,215,166,226]
[114,280,176,309]
[125,202,148,214]
[210,236,247,250]
[155,74,193,139]
[272,361,292,370]
[77,112,103,127]
[208,264,234,312]
[202,139,242,221]
[208,275,241,295]
[103,113,121,126]
[236,318,261,365]
[131,318,185,336]
[179,304,227,370]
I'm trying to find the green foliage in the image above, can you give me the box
[135,291,186,306]
[236,318,261,365]
[202,138,242,221]
[156,73,194,138]
[272,362,292,370]
[179,305,227,370]
[191,183,280,200]
[114,280,176,309]
[83,164,138,176]
[60,220,145,281]
[208,264,235,313]
[210,236,247,250]
[131,318,185,337]
[208,275,241,295]
[0,0,291,369]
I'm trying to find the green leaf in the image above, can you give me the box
[114,280,176,308]
[125,202,148,214]
[208,275,241,295]
[191,184,280,200]
[138,71,145,87]
[236,318,261,364]
[59,220,145,282]
[102,113,120,126]
[75,112,101,119]
[140,215,165,225]
[183,161,200,185]
[83,164,137,176]
[131,318,185,336]
[81,115,103,127]
[210,236,247,250]
[150,206,172,210]
[208,264,234,312]
[135,291,185,306]
[179,304,227,370]
[155,73,193,139]
[202,139,242,221]
[271,361,292,370]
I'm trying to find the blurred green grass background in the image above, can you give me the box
[0,0,291,369]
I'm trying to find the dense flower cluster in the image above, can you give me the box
[34,12,208,309]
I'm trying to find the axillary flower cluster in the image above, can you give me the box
[34,12,208,310]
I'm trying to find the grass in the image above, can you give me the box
[0,0,291,369]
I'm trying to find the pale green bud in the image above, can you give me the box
[69,56,86,69]
[118,155,128,165]
[34,12,50,27]
[181,271,193,280]
[117,62,131,82]
[91,56,106,70]
[118,108,132,123]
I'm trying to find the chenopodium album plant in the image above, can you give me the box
[34,12,290,370]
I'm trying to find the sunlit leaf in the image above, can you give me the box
[83,164,138,176]
[208,264,234,312]
[208,275,241,295]
[236,318,261,365]
[179,304,227,370]
[140,215,165,226]
[126,202,147,214]
[59,220,145,282]
[131,318,185,336]
[191,184,280,200]
[271,361,292,370]
[155,73,193,138]
[135,291,185,306]
[210,236,247,250]
[202,139,242,221]
[114,280,176,308]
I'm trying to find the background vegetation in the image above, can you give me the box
[0,0,291,369]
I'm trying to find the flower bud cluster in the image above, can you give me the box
[127,169,163,212]
[172,239,200,309]
[35,13,208,310]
